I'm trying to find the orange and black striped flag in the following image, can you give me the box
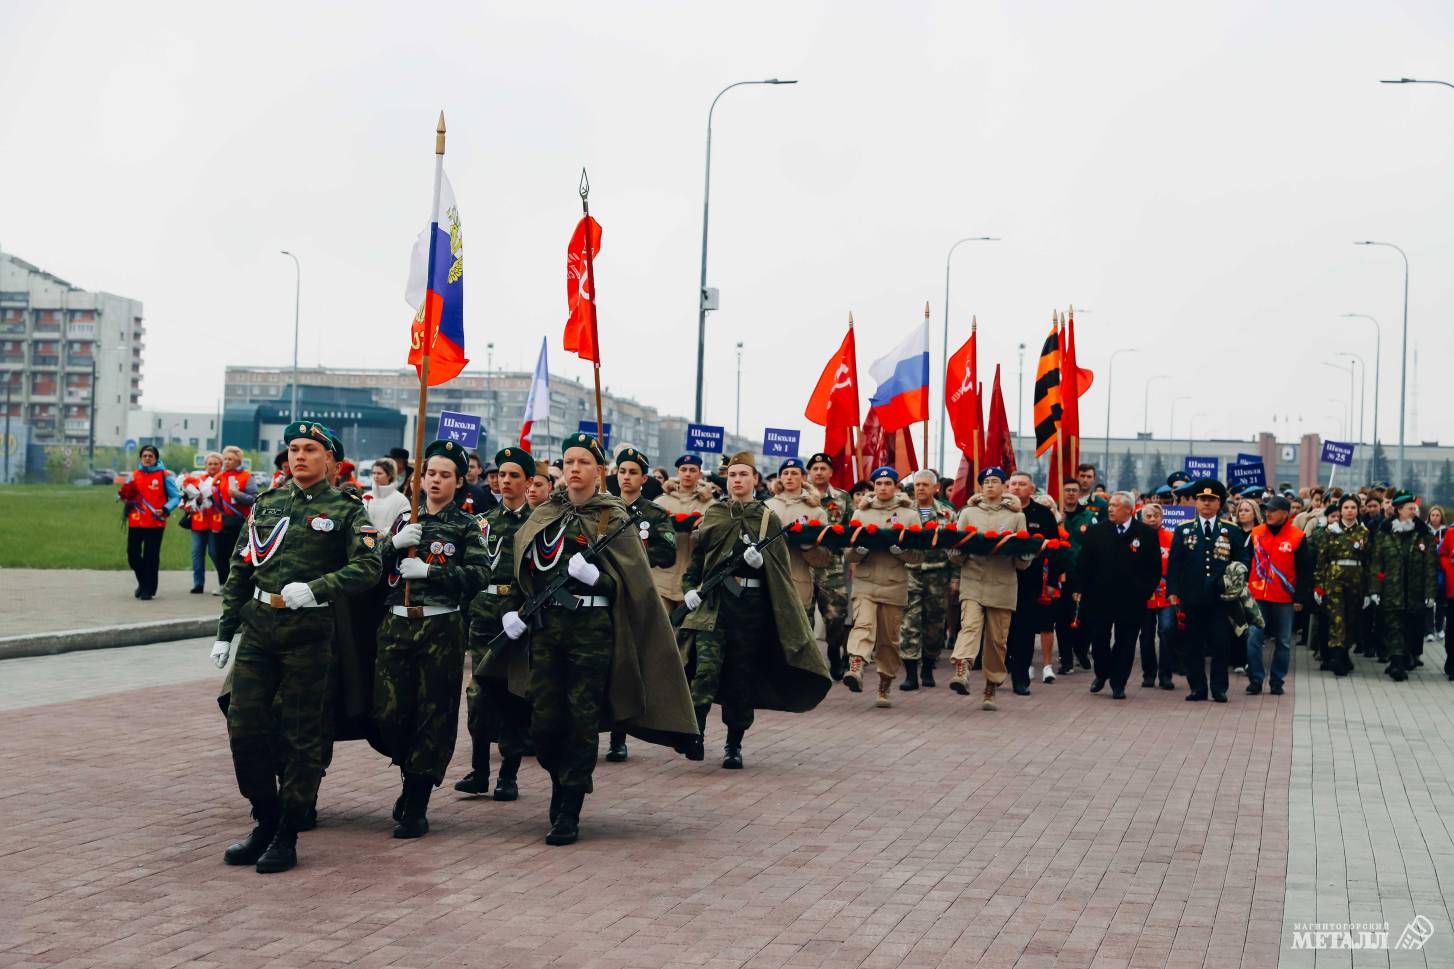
[1033,319,1062,457]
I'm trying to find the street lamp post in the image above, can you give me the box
[1188,413,1208,456]
[1141,374,1170,470]
[694,78,797,424]
[940,235,1001,470]
[280,251,301,422]
[734,341,744,437]
[1016,343,1026,445]
[1169,396,1191,450]
[1320,361,1355,443]
[1380,77,1454,90]
[1340,313,1381,449]
[1334,352,1366,445]
[1354,241,1409,482]
[1101,347,1138,480]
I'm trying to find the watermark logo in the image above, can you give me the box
[1290,917,1432,951]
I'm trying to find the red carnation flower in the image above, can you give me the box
[807,519,822,527]
[865,523,879,534]
[831,524,845,534]
[674,513,688,522]
[789,522,804,532]
[984,530,1000,539]
[924,520,938,530]
[1059,528,1070,540]
[963,525,978,535]
[908,523,922,532]
[1016,529,1030,539]
[848,518,862,528]
[944,523,958,531]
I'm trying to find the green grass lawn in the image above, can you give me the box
[0,484,198,569]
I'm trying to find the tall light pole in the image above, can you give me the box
[694,77,797,424]
[1320,361,1354,441]
[1169,395,1191,448]
[280,251,301,422]
[1334,351,1366,444]
[1188,413,1209,456]
[1340,313,1381,448]
[734,341,744,437]
[940,235,1001,469]
[485,341,495,452]
[1354,241,1408,482]
[1016,342,1026,444]
[1380,77,1454,90]
[1141,374,1170,468]
[1101,347,1138,477]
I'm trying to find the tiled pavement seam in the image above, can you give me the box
[2,639,1298,969]
[1280,637,1454,969]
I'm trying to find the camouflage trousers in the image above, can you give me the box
[900,565,950,662]
[373,611,466,785]
[810,558,849,652]
[227,600,335,815]
[466,650,533,768]
[688,591,765,732]
[1322,578,1363,652]
[1381,608,1423,664]
[529,606,613,795]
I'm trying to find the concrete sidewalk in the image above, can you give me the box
[0,568,220,659]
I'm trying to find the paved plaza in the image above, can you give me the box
[1,636,1450,969]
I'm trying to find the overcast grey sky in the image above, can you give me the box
[3,1,1451,459]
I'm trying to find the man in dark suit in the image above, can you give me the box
[1165,478,1250,702]
[1074,491,1162,699]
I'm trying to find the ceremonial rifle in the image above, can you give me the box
[670,521,793,626]
[480,503,643,657]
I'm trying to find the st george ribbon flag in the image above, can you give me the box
[519,336,550,453]
[867,319,929,433]
[406,169,467,386]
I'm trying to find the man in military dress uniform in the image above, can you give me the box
[1166,478,1250,702]
[806,452,853,679]
[497,433,697,845]
[373,440,491,838]
[654,454,716,614]
[604,446,677,763]
[900,470,956,689]
[457,446,538,800]
[210,421,381,873]
[680,452,831,767]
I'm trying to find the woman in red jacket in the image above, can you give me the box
[117,444,181,599]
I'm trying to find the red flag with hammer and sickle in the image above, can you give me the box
[563,216,602,363]
[805,325,860,429]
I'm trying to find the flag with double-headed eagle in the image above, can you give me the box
[406,170,467,386]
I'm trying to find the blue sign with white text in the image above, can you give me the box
[1184,456,1218,478]
[762,427,800,458]
[1160,506,1196,530]
[1237,453,1260,465]
[1228,460,1267,490]
[1320,440,1354,467]
[686,423,725,454]
[577,421,612,450]
[438,411,481,449]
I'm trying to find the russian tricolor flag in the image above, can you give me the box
[867,319,930,433]
[406,169,467,386]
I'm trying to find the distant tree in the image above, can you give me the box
[1405,463,1422,499]
[1116,449,1137,493]
[1370,442,1391,484]
[1435,459,1454,507]
[1147,451,1167,492]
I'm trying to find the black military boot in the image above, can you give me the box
[827,642,844,681]
[684,706,708,762]
[254,810,301,874]
[548,774,563,826]
[1386,657,1409,682]
[920,657,936,688]
[900,659,920,691]
[546,792,583,845]
[453,769,490,796]
[393,774,433,839]
[605,730,629,763]
[392,771,408,821]
[492,755,520,801]
[722,727,745,770]
[223,800,279,866]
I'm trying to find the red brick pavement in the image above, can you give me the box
[0,670,1292,969]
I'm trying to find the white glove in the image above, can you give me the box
[502,611,527,640]
[684,589,703,611]
[1367,594,1379,607]
[183,483,200,498]
[210,641,230,669]
[398,557,429,580]
[1018,553,1037,562]
[1426,598,1436,608]
[280,582,317,610]
[567,552,600,587]
[854,547,871,556]
[743,545,764,569]
[1313,590,1324,606]
[391,523,422,549]
[888,545,904,556]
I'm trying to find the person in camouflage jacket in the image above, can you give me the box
[1311,494,1369,677]
[374,440,491,838]
[806,452,853,680]
[1370,491,1439,680]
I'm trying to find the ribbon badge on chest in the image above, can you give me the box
[247,516,290,566]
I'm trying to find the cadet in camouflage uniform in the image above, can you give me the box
[1370,490,1439,681]
[605,446,677,763]
[373,440,490,838]
[1312,494,1369,677]
[654,453,715,613]
[806,452,852,679]
[457,446,536,800]
[900,469,956,689]
[210,420,381,873]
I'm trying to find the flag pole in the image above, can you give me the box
[849,313,864,481]
[579,168,607,498]
[406,110,445,606]
[922,301,930,470]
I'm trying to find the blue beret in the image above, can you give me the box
[674,454,702,468]
[977,465,1007,484]
[1153,485,1173,496]
[870,465,899,483]
[779,457,805,474]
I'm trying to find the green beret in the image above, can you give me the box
[561,431,606,465]
[495,445,536,478]
[283,421,340,457]
[615,447,649,473]
[423,439,467,476]
[325,428,345,462]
